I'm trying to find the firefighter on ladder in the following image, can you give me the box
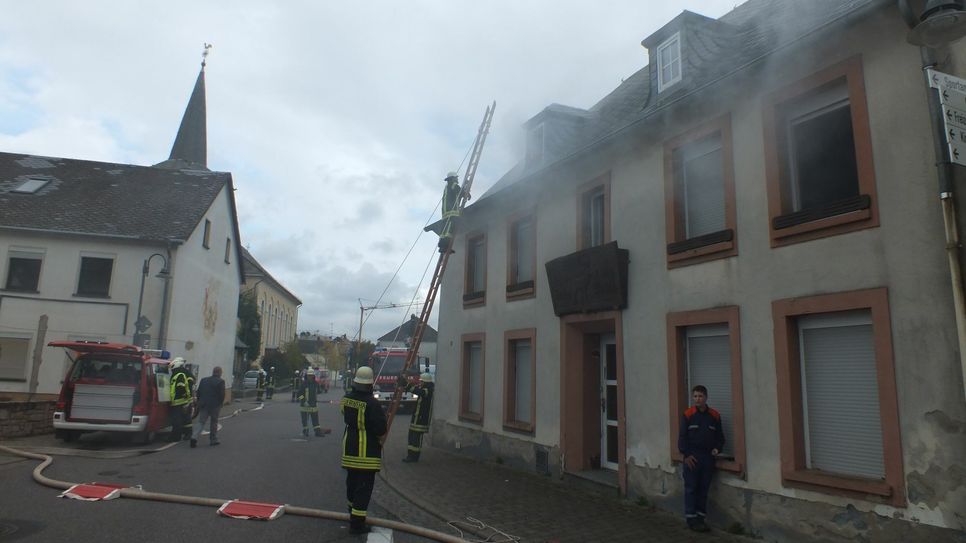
[298,369,330,437]
[397,371,434,462]
[437,171,468,253]
[341,366,387,535]
[168,357,194,441]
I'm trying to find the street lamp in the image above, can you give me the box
[133,253,170,346]
[906,0,966,47]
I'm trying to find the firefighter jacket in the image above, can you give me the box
[677,406,725,457]
[298,376,320,412]
[340,388,387,471]
[403,381,434,433]
[442,181,462,219]
[256,372,265,391]
[170,369,193,407]
[266,373,275,387]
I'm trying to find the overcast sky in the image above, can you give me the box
[0,1,739,341]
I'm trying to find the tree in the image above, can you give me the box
[236,291,261,362]
[261,340,308,377]
[320,341,347,373]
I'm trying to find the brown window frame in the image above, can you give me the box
[666,306,746,475]
[506,210,536,301]
[463,232,487,308]
[771,287,904,506]
[202,219,212,249]
[663,114,738,268]
[459,332,486,423]
[762,55,878,247]
[503,328,536,434]
[576,172,611,250]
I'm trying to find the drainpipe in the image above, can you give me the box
[157,244,174,350]
[918,46,966,401]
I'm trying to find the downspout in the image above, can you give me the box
[157,244,175,350]
[900,0,966,400]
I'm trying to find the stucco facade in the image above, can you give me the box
[240,247,301,363]
[432,3,966,541]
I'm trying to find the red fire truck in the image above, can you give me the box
[50,340,178,444]
[366,348,429,411]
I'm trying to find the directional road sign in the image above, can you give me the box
[930,69,966,166]
[928,68,966,92]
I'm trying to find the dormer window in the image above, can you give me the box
[12,177,49,194]
[657,32,682,92]
[526,123,545,167]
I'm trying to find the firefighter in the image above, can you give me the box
[255,368,265,402]
[397,371,434,463]
[341,366,387,535]
[265,366,276,400]
[168,358,193,442]
[437,171,468,253]
[298,369,330,437]
[678,385,724,533]
[291,370,300,402]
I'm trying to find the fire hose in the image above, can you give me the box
[0,444,468,543]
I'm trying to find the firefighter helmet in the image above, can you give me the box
[420,372,433,383]
[353,366,375,385]
[171,357,186,369]
[445,171,458,181]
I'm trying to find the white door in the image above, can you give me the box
[600,334,619,470]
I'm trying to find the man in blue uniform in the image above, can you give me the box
[677,385,724,533]
[341,366,387,535]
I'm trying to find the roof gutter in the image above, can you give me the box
[0,225,185,244]
[473,0,891,211]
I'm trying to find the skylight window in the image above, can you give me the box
[12,177,49,194]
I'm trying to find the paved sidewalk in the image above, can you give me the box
[378,423,753,543]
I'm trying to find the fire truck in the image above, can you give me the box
[49,340,179,444]
[366,348,429,411]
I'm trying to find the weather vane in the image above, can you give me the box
[201,43,213,68]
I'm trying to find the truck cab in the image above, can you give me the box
[50,340,175,443]
[367,348,429,411]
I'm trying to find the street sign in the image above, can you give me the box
[928,68,966,92]
[950,141,966,165]
[939,85,966,111]
[944,105,966,131]
[949,126,966,145]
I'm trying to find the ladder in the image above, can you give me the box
[384,101,496,433]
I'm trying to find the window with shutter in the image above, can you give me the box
[686,324,734,459]
[0,336,30,381]
[504,329,536,432]
[799,311,884,479]
[460,335,485,422]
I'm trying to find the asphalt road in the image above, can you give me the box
[0,388,432,543]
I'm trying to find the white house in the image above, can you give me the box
[0,64,244,398]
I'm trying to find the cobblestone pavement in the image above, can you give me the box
[377,422,754,543]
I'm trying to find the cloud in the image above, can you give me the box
[0,0,740,339]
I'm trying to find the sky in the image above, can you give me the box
[0,1,739,341]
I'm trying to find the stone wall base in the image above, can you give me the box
[0,401,56,437]
[430,421,964,543]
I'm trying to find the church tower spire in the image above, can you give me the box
[157,44,210,170]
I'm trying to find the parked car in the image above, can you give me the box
[243,369,263,389]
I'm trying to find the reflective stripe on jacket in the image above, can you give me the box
[170,370,192,407]
[299,376,320,413]
[340,389,387,471]
[405,381,434,433]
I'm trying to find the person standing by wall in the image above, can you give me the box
[265,366,276,400]
[255,368,265,402]
[397,372,434,463]
[191,366,226,448]
[677,385,724,532]
[168,357,193,442]
[340,366,387,535]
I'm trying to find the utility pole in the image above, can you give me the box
[353,299,422,372]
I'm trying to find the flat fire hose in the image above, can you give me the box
[0,444,467,542]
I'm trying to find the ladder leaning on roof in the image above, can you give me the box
[384,101,495,434]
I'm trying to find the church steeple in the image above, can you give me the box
[156,44,210,170]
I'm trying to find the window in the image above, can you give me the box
[460,334,485,422]
[667,306,745,474]
[224,238,231,264]
[664,115,737,267]
[578,174,610,250]
[507,212,536,300]
[763,56,878,246]
[76,256,114,297]
[526,124,545,167]
[203,219,211,249]
[4,250,43,292]
[772,288,904,505]
[504,329,536,433]
[463,233,486,307]
[0,336,30,381]
[12,177,49,194]
[657,33,682,92]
